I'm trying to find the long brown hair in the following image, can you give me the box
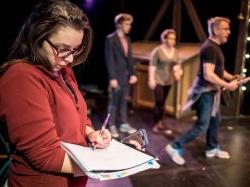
[0,0,93,74]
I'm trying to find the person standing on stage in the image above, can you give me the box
[105,13,137,138]
[148,29,182,135]
[166,17,239,165]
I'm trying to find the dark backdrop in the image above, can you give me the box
[0,0,241,92]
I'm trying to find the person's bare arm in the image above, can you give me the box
[148,65,156,90]
[61,153,74,173]
[203,63,238,91]
[223,70,235,81]
[85,125,95,135]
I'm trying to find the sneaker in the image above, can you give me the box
[165,144,185,165]
[109,125,119,138]
[119,123,137,134]
[153,126,172,135]
[163,129,173,135]
[205,148,230,159]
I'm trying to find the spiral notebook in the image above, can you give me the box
[61,139,160,180]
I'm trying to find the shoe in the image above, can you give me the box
[165,144,185,165]
[152,126,173,135]
[205,148,230,159]
[152,125,172,135]
[109,125,119,138]
[152,121,163,133]
[119,123,137,134]
[152,125,161,133]
[163,129,172,135]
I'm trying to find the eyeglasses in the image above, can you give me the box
[45,39,82,59]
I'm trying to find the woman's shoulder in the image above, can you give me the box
[1,61,45,82]
[151,45,161,55]
[5,61,38,74]
[153,45,162,51]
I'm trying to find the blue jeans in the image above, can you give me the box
[172,92,221,151]
[107,84,129,128]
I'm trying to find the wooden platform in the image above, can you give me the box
[131,41,201,118]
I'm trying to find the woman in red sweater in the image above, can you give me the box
[0,0,111,186]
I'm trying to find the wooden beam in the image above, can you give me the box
[232,0,250,116]
[172,0,182,42]
[183,0,207,42]
[144,0,172,40]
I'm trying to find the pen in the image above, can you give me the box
[93,113,111,151]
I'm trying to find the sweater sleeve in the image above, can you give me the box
[0,66,65,173]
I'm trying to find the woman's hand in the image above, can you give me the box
[87,129,112,149]
[173,64,183,81]
[148,79,156,90]
[233,74,244,81]
[129,75,138,84]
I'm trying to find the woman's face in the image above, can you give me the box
[43,26,84,71]
[165,33,176,48]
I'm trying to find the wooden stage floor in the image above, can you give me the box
[87,104,250,187]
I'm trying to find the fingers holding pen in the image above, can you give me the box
[87,113,112,149]
[101,129,112,142]
[88,130,111,149]
[97,129,111,148]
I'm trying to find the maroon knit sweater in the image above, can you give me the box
[0,61,92,187]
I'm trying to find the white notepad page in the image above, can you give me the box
[61,139,154,172]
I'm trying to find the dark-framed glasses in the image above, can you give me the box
[45,39,82,59]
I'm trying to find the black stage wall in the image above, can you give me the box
[0,0,242,92]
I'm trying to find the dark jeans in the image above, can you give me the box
[172,92,221,151]
[107,84,129,128]
[153,85,171,123]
